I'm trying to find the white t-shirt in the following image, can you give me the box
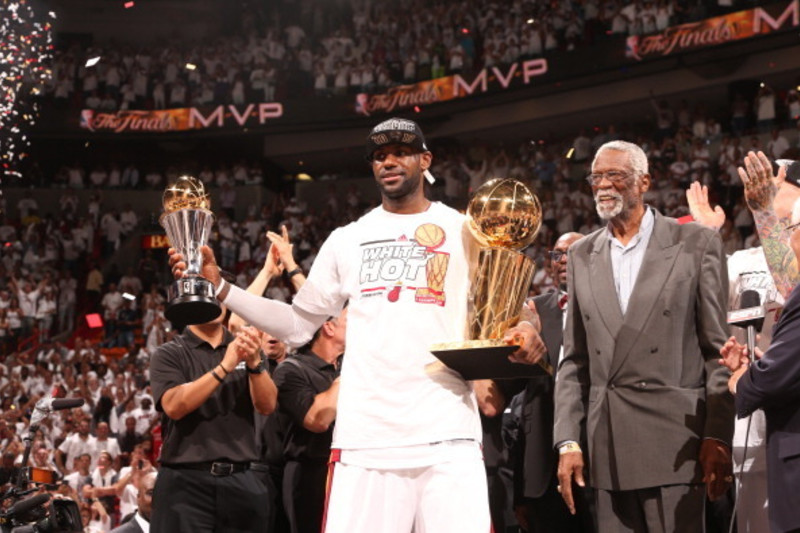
[727,247,783,473]
[58,434,97,471]
[293,202,482,460]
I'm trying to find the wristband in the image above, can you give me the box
[286,267,303,278]
[210,369,224,383]
[246,360,267,375]
[218,364,230,375]
[215,278,231,303]
[559,441,582,455]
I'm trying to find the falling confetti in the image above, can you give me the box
[0,0,54,181]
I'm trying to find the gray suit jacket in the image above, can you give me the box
[110,513,145,533]
[553,209,734,491]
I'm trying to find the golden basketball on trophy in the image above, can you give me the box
[431,178,550,379]
[160,175,221,325]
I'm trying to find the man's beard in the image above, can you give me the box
[594,190,624,220]
[377,169,422,200]
[595,189,642,221]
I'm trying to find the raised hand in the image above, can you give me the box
[737,150,784,212]
[686,181,725,230]
[266,225,298,271]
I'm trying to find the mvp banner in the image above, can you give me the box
[355,58,548,116]
[80,102,283,133]
[627,0,799,60]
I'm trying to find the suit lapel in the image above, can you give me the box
[608,212,682,378]
[540,290,563,369]
[590,233,624,337]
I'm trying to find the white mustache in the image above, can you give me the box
[595,191,623,203]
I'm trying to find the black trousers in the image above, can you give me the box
[522,476,595,533]
[283,459,328,533]
[151,466,269,533]
[252,463,290,533]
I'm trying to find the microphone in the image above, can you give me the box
[727,290,765,363]
[33,396,84,414]
[7,492,50,518]
[29,397,85,427]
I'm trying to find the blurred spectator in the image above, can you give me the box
[117,416,144,456]
[756,84,776,133]
[63,453,93,497]
[56,419,97,473]
[767,128,790,160]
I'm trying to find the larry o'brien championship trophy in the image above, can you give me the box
[160,176,222,325]
[431,178,551,380]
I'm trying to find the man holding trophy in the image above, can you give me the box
[169,117,544,533]
[151,177,278,532]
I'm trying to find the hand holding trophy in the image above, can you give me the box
[160,176,221,325]
[432,178,550,379]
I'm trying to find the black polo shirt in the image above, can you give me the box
[272,351,339,462]
[150,326,259,464]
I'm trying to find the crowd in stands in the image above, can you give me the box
[3,77,800,529]
[40,161,268,190]
[42,0,746,111]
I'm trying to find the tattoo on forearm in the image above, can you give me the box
[753,209,799,298]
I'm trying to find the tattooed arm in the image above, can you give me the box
[738,151,799,298]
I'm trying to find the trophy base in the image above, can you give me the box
[165,277,221,326]
[430,340,553,380]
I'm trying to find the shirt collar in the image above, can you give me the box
[183,326,234,349]
[605,205,655,248]
[297,351,338,372]
[134,512,150,533]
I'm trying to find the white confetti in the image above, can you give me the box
[0,0,53,182]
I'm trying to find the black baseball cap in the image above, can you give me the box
[365,117,428,160]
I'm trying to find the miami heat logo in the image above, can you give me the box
[358,223,450,306]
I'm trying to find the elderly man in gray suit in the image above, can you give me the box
[553,140,735,532]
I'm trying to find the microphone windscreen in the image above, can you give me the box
[50,398,85,410]
[740,289,761,309]
[7,493,51,517]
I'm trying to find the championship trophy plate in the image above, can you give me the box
[431,178,552,380]
[160,176,221,325]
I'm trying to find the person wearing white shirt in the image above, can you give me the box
[57,420,97,473]
[63,452,92,496]
[110,471,156,533]
[126,397,158,436]
[93,422,121,462]
[87,451,119,516]
[767,128,790,160]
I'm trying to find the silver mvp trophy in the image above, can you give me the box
[159,175,221,325]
